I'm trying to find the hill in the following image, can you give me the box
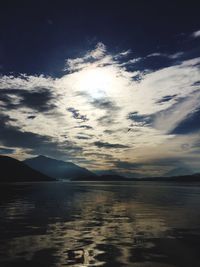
[0,155,54,183]
[24,155,96,180]
[72,174,127,181]
[71,173,200,182]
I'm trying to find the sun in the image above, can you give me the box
[77,67,113,98]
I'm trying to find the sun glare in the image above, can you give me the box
[78,67,113,98]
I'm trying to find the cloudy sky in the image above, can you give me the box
[0,1,200,177]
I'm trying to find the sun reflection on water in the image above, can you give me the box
[0,182,200,267]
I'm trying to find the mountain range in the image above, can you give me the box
[24,155,96,180]
[72,173,200,182]
[0,155,200,183]
[0,155,54,182]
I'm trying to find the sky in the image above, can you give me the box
[0,1,200,177]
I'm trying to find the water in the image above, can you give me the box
[0,181,200,267]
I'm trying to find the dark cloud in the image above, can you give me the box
[91,97,119,110]
[94,141,129,149]
[0,114,81,158]
[0,87,56,112]
[157,94,177,104]
[0,147,15,154]
[192,81,200,86]
[67,107,88,122]
[97,115,116,126]
[131,73,145,82]
[76,135,90,140]
[171,108,200,134]
[104,129,116,135]
[27,115,36,119]
[76,125,93,130]
[21,89,56,112]
[127,112,152,126]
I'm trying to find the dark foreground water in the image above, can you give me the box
[0,182,200,267]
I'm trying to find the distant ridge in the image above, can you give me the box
[72,174,126,181]
[24,155,96,180]
[0,155,54,183]
[144,173,200,182]
[164,166,193,177]
[71,173,200,182]
[1,155,200,183]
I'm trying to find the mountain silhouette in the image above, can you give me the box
[164,166,193,177]
[0,155,54,183]
[2,155,199,183]
[24,155,96,180]
[71,173,200,182]
[72,174,128,181]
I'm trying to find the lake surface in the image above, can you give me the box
[0,181,200,267]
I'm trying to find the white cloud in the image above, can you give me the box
[147,51,183,59]
[1,43,200,174]
[114,49,131,59]
[0,74,55,90]
[147,52,162,57]
[191,29,200,38]
[168,52,184,59]
[64,42,107,72]
[153,91,200,133]
[89,42,106,59]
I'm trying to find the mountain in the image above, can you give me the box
[164,167,193,177]
[0,155,54,183]
[72,173,200,182]
[72,174,127,181]
[94,170,121,176]
[159,173,200,182]
[132,174,200,182]
[24,155,96,180]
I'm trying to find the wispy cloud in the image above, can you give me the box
[0,147,15,154]
[1,40,200,175]
[94,141,129,149]
[67,107,89,122]
[64,42,107,72]
[147,51,184,59]
[191,29,200,39]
